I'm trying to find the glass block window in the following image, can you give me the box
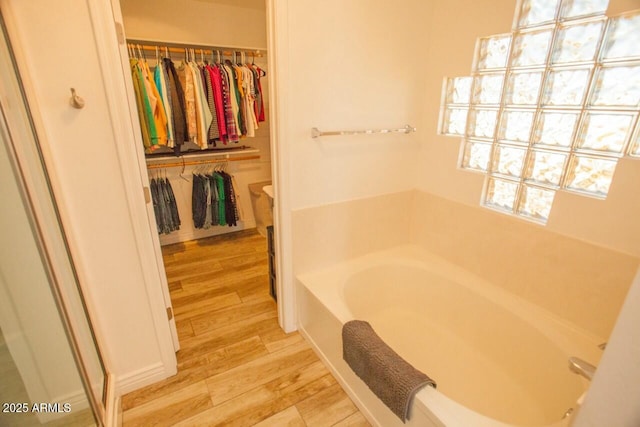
[438,1,640,224]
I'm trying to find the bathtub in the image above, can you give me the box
[297,245,603,427]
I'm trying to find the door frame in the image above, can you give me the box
[95,0,181,353]
[266,0,295,333]
[102,0,298,334]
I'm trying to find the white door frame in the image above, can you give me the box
[266,0,296,333]
[97,0,180,353]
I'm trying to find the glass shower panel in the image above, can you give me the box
[0,123,98,427]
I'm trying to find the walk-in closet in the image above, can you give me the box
[121,0,274,241]
[120,0,276,343]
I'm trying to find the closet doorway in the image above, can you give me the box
[117,0,279,354]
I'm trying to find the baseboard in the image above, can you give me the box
[158,220,257,246]
[115,362,169,395]
[33,387,89,424]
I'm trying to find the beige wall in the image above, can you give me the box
[282,0,432,210]
[120,0,267,49]
[416,0,640,257]
[409,191,639,340]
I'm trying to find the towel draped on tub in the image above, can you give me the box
[342,320,436,423]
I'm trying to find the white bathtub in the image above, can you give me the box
[297,245,602,427]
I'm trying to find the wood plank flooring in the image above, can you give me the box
[121,229,370,427]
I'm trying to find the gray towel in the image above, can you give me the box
[342,320,436,422]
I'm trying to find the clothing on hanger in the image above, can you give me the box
[150,175,181,234]
[191,167,240,229]
[129,45,267,154]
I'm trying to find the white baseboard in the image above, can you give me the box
[158,220,257,246]
[115,362,170,395]
[33,387,90,424]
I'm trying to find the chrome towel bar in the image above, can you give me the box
[311,124,416,138]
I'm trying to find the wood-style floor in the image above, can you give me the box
[121,229,370,427]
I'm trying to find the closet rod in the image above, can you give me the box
[127,39,265,57]
[146,154,260,169]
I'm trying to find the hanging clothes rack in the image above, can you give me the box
[146,154,260,170]
[127,39,265,59]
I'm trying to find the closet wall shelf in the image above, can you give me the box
[311,124,417,138]
[146,148,260,169]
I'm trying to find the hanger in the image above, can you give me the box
[177,157,189,182]
[155,46,159,65]
[137,44,146,61]
[251,52,255,66]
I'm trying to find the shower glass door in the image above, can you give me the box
[0,13,106,427]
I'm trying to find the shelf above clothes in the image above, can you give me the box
[145,147,260,169]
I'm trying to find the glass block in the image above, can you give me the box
[517,185,556,221]
[560,0,609,19]
[472,74,505,105]
[525,150,567,185]
[565,155,617,196]
[492,145,527,177]
[533,111,579,147]
[518,0,560,28]
[468,108,498,139]
[543,68,591,105]
[442,108,468,135]
[552,21,604,64]
[506,72,543,105]
[601,13,640,60]
[511,29,553,67]
[445,77,473,104]
[461,140,492,171]
[484,178,519,212]
[499,110,535,143]
[476,35,511,70]
[577,113,634,153]
[590,65,640,107]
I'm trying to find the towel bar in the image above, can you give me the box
[311,124,416,138]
